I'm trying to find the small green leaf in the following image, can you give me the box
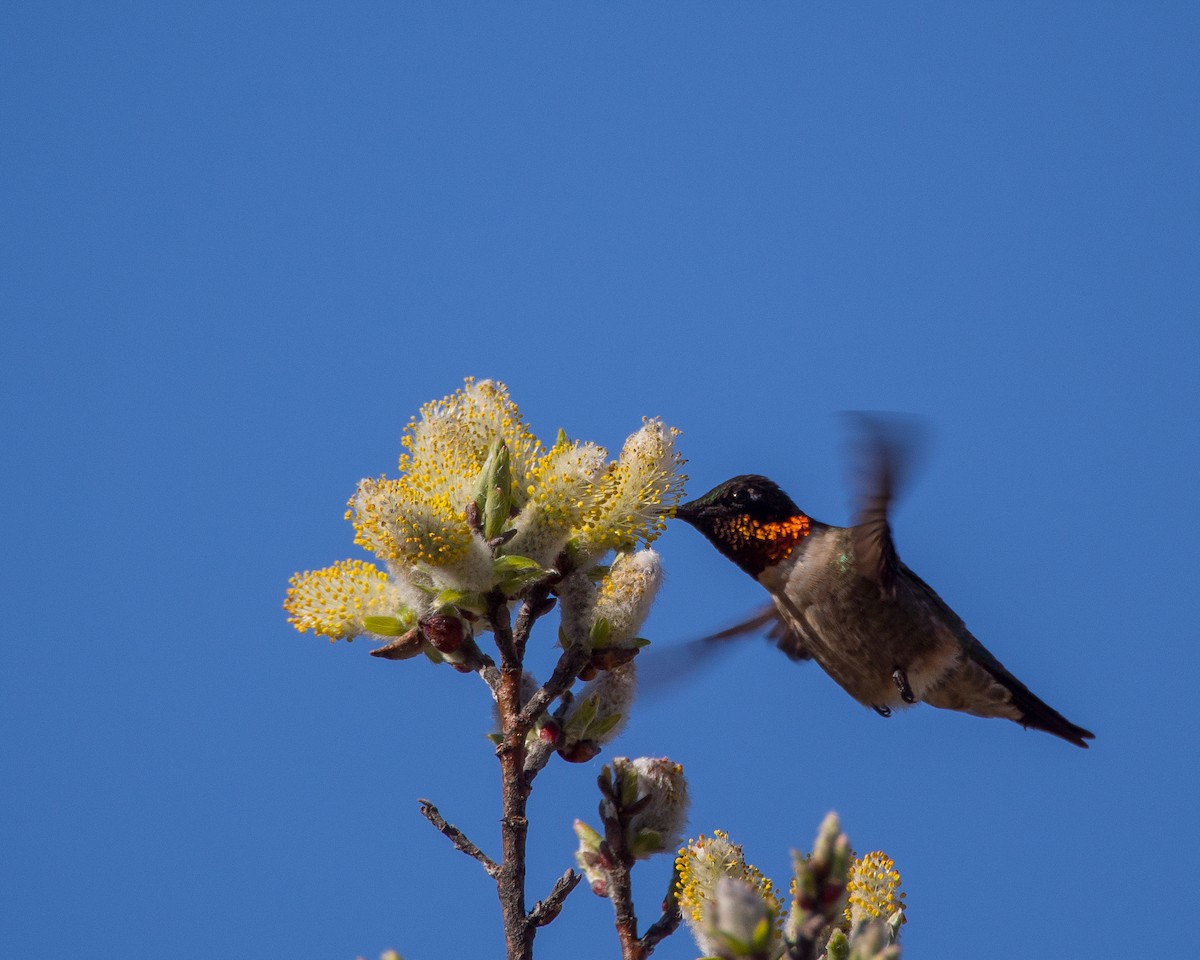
[567,695,598,735]
[362,615,407,637]
[629,829,664,858]
[710,931,749,956]
[631,637,651,648]
[574,819,603,847]
[590,616,611,647]
[751,915,773,951]
[589,713,622,739]
[617,764,640,807]
[493,554,542,575]
[434,589,486,614]
[494,555,545,594]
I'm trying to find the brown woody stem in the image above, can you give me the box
[417,799,499,878]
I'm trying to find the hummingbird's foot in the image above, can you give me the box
[892,668,916,704]
[873,704,892,718]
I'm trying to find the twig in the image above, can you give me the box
[594,770,681,960]
[490,599,535,960]
[601,793,644,960]
[488,591,520,668]
[455,635,502,696]
[518,642,590,730]
[511,583,554,660]
[418,799,499,878]
[527,869,582,927]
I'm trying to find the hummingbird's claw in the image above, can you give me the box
[892,667,916,704]
[873,704,892,718]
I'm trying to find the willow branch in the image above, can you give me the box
[488,591,520,668]
[600,794,646,960]
[488,598,535,960]
[455,635,502,696]
[528,868,582,928]
[418,799,499,878]
[518,642,590,730]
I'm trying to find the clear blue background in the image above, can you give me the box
[4,3,1197,958]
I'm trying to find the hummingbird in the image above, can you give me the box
[673,421,1095,748]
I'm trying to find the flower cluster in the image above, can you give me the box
[676,830,781,959]
[284,379,686,653]
[675,814,906,960]
[846,852,906,929]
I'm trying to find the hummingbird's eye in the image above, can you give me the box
[731,487,757,505]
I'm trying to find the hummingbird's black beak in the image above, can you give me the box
[673,499,700,522]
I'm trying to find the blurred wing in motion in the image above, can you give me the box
[639,604,812,695]
[845,412,926,599]
[700,603,813,662]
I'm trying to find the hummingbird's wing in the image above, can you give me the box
[638,604,812,695]
[700,603,814,661]
[661,604,812,677]
[847,414,920,600]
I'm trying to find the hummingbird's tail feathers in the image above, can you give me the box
[999,674,1096,749]
[923,645,1095,748]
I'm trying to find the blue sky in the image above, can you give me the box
[3,3,1197,958]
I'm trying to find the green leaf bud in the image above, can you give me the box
[474,439,514,541]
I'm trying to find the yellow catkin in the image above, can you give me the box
[845,851,906,925]
[284,559,393,639]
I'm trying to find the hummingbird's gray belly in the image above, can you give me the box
[763,548,961,710]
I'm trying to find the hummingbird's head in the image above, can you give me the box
[674,475,812,577]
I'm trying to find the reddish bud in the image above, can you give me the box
[588,647,639,672]
[558,740,602,763]
[420,614,464,653]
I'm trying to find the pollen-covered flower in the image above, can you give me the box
[348,379,539,587]
[285,559,413,641]
[677,831,780,958]
[591,549,662,648]
[845,852,906,929]
[505,437,608,565]
[400,378,542,498]
[287,378,684,658]
[349,475,474,568]
[574,419,686,557]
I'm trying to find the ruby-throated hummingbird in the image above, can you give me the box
[673,421,1095,748]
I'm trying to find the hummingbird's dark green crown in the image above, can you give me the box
[674,475,812,577]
